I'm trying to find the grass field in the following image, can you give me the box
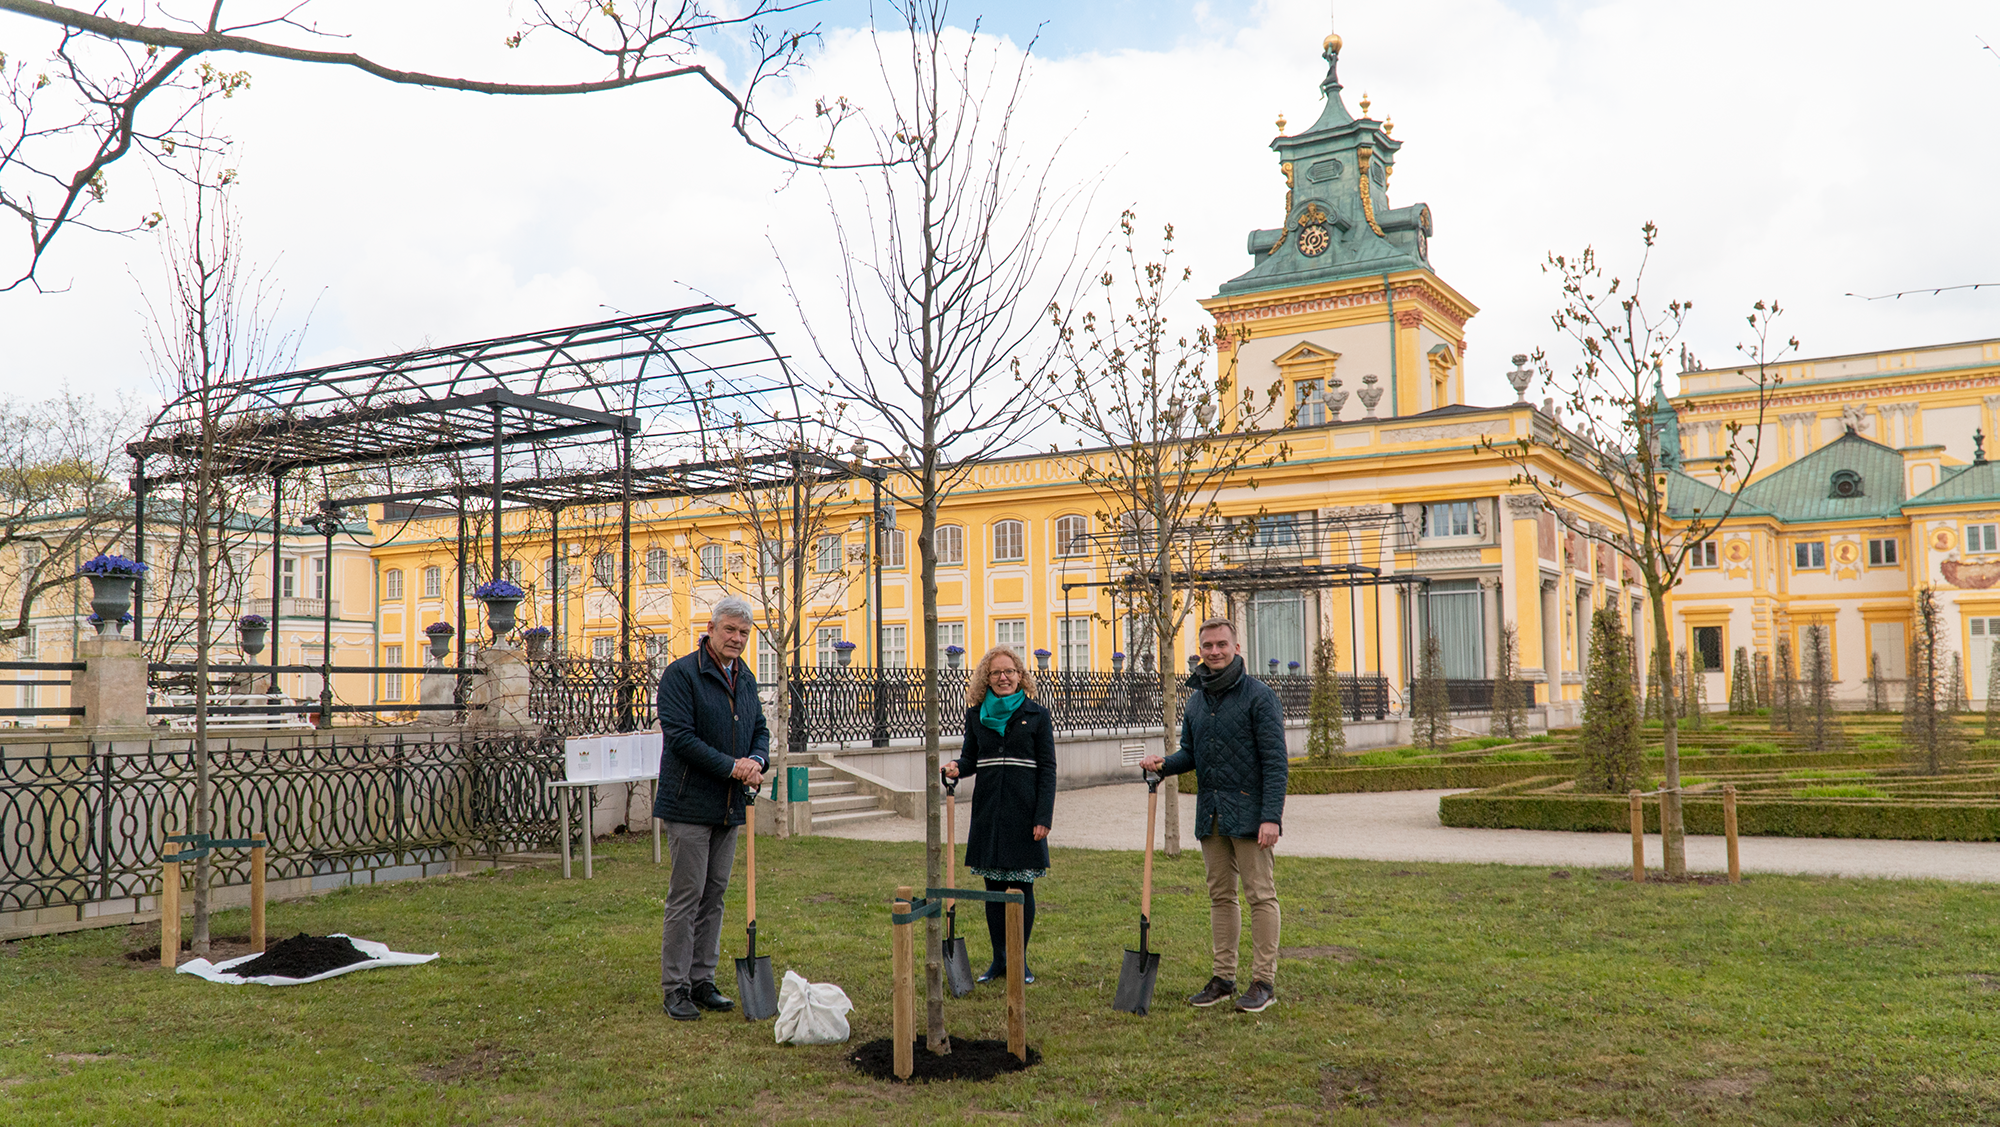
[5,833,2000,1125]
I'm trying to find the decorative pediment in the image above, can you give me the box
[1274,341,1342,384]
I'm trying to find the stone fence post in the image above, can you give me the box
[75,636,149,732]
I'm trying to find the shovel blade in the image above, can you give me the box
[736,955,778,1021]
[943,935,976,998]
[1111,948,1161,1015]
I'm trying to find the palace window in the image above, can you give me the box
[1794,541,1826,570]
[646,547,671,583]
[1419,501,1481,540]
[936,525,965,565]
[882,625,907,667]
[698,544,726,581]
[883,529,906,569]
[814,626,844,667]
[1294,379,1326,426]
[592,636,614,660]
[1690,541,1719,569]
[1868,538,1899,566]
[940,622,966,656]
[757,643,779,684]
[384,569,404,600]
[992,520,1025,562]
[757,541,783,577]
[423,566,441,598]
[1829,470,1864,498]
[1054,515,1090,557]
[815,535,844,574]
[281,558,296,598]
[384,645,403,701]
[1248,512,1303,551]
[1057,616,1091,669]
[1693,625,1723,671]
[994,619,1026,650]
[1970,524,2000,554]
[592,552,616,588]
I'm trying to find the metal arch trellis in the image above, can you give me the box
[123,305,819,726]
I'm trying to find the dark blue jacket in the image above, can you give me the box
[653,645,770,827]
[953,697,1057,872]
[1158,666,1287,839]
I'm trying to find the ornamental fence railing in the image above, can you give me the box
[0,732,561,919]
[529,657,659,738]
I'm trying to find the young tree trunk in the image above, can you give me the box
[920,480,946,1053]
[1648,590,1685,876]
[1156,568,1181,856]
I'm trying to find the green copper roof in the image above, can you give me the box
[1214,37,1433,298]
[1735,431,1907,523]
[1666,470,1768,521]
[1905,458,2000,507]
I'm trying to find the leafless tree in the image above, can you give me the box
[0,0,855,289]
[0,390,137,647]
[790,0,1087,1054]
[140,153,304,950]
[1489,222,1793,878]
[1047,209,1285,856]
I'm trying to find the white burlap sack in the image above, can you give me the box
[774,969,853,1045]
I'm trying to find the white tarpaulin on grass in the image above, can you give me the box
[175,935,438,986]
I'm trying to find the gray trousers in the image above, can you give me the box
[661,820,738,993]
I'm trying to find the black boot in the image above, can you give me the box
[976,962,1005,984]
[664,987,701,1021]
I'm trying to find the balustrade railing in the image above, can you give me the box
[528,657,658,738]
[0,732,561,918]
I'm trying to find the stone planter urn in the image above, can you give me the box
[523,628,551,660]
[945,645,965,669]
[1268,658,1281,676]
[1112,651,1126,674]
[473,580,526,641]
[1357,374,1385,418]
[425,623,455,661]
[238,616,268,659]
[1034,648,1051,672]
[80,554,147,635]
[834,640,856,667]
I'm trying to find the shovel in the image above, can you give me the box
[735,784,779,1021]
[1112,768,1163,1015]
[942,768,976,997]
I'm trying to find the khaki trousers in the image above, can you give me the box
[1200,833,1281,986]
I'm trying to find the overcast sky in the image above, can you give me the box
[1,0,1996,428]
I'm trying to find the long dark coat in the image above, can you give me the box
[652,646,770,827]
[952,696,1057,872]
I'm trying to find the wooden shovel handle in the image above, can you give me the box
[1141,781,1156,920]
[745,793,757,927]
[945,793,956,911]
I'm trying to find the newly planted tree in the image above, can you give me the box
[1986,641,2000,738]
[1490,223,1793,875]
[1577,606,1641,793]
[1492,624,1526,740]
[1305,637,1344,764]
[1903,587,1964,775]
[1411,632,1449,753]
[1801,624,1841,752]
[1770,636,1798,732]
[1728,646,1754,714]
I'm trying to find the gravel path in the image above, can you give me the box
[819,783,2000,883]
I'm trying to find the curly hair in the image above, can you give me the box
[965,644,1037,707]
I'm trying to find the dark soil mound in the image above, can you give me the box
[224,933,372,979]
[850,1036,1039,1083]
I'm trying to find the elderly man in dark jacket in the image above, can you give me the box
[655,596,769,1022]
[1143,616,1287,1014]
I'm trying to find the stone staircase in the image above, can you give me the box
[805,763,895,829]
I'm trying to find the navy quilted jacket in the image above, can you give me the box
[1158,666,1287,839]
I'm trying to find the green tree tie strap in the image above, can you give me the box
[889,898,943,925]
[924,887,1024,904]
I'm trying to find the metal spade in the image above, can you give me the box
[942,768,976,997]
[735,785,779,1021]
[1112,768,1163,1015]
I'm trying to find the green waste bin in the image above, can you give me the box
[787,765,810,803]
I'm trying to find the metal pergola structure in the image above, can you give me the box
[125,304,821,722]
[1056,508,1447,692]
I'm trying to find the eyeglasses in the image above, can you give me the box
[989,667,1021,677]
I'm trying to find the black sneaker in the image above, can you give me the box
[664,987,701,1021]
[1234,981,1275,1013]
[1188,976,1236,1007]
[689,981,735,1011]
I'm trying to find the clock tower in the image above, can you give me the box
[1201,33,1478,425]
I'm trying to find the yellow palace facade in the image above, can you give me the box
[364,34,1645,719]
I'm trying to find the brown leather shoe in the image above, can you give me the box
[1188,976,1236,1007]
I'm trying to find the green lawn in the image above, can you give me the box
[5,835,2000,1124]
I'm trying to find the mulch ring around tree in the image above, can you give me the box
[125,933,252,965]
[1594,868,1739,885]
[850,1036,1040,1083]
[221,933,373,978]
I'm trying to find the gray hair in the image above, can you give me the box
[709,596,756,627]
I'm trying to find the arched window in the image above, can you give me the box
[698,544,726,580]
[422,566,441,598]
[646,546,670,583]
[992,520,1025,562]
[1829,470,1864,499]
[935,525,965,565]
[592,552,616,588]
[384,568,403,600]
[1054,514,1089,557]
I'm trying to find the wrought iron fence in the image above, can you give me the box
[1442,679,1537,713]
[529,657,658,738]
[0,732,561,917]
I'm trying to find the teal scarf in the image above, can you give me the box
[978,689,1027,735]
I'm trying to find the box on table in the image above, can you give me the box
[564,736,603,782]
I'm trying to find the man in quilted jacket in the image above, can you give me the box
[1142,616,1287,1013]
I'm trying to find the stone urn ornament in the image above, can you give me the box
[237,614,269,659]
[1111,651,1126,674]
[1033,648,1052,672]
[522,626,551,660]
[1507,354,1535,404]
[833,639,857,667]
[945,644,965,669]
[473,579,526,640]
[79,554,147,635]
[1326,377,1349,420]
[425,621,455,661]
[1357,374,1385,419]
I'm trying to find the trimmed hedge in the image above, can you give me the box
[1176,748,1911,796]
[1439,778,2000,841]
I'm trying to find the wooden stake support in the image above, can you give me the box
[250,835,268,953]
[1722,784,1741,884]
[159,839,181,970]
[1629,790,1645,883]
[1005,901,1026,1063]
[893,886,914,1081]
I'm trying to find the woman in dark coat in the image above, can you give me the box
[943,644,1057,983]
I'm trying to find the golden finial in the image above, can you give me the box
[1275,112,1287,134]
[1358,91,1371,116]
[1384,116,1395,136]
[1323,32,1342,53]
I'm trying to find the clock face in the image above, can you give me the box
[1298,224,1330,257]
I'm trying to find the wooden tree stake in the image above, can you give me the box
[159,840,181,970]
[893,886,914,1081]
[250,835,267,954]
[1629,790,1645,883]
[1005,900,1026,1063]
[1722,784,1741,884]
